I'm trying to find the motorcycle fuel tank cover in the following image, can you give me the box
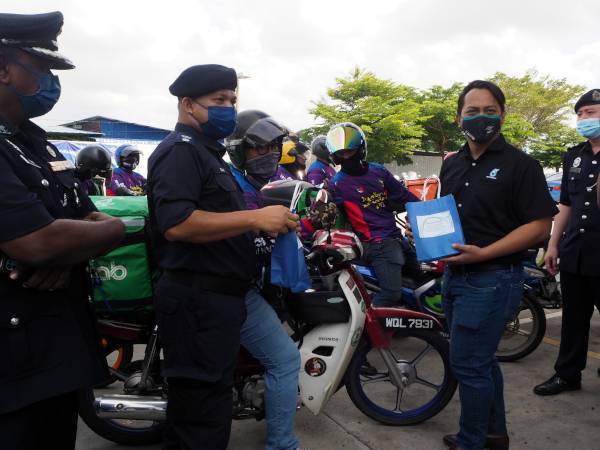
[305,357,327,377]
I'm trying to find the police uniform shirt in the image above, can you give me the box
[440,134,558,265]
[148,123,257,281]
[558,141,600,276]
[0,119,106,414]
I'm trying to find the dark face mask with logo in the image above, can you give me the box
[10,60,61,118]
[461,114,502,143]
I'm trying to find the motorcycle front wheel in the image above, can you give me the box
[345,330,457,426]
[496,292,546,362]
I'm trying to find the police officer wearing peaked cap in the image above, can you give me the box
[0,12,125,450]
[147,64,298,449]
[534,89,600,396]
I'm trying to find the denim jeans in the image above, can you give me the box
[442,266,524,450]
[363,238,405,307]
[240,288,300,450]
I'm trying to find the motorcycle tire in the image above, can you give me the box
[95,343,135,388]
[77,387,164,446]
[345,329,457,426]
[496,291,546,362]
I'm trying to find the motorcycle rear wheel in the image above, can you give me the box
[345,330,457,426]
[496,292,546,362]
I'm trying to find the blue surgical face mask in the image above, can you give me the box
[191,101,238,140]
[10,60,61,118]
[576,118,600,140]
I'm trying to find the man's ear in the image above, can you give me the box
[455,114,462,128]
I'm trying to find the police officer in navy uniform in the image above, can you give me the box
[534,89,600,396]
[147,64,298,449]
[0,12,125,450]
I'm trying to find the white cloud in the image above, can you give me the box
[5,0,600,133]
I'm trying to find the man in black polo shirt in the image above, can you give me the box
[439,80,557,450]
[534,89,600,396]
[147,65,298,449]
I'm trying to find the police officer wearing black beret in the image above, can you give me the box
[534,89,600,396]
[0,12,125,450]
[148,64,298,449]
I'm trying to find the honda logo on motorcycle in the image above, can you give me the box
[305,357,327,377]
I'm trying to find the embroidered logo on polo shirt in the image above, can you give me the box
[487,168,500,180]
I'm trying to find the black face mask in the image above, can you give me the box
[339,151,368,176]
[461,114,502,143]
[245,152,280,189]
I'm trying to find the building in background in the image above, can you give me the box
[61,116,170,144]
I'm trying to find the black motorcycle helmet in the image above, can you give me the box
[311,135,332,164]
[226,110,288,169]
[75,145,113,180]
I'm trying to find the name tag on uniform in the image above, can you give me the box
[569,167,581,174]
[49,160,75,172]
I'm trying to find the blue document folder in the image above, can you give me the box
[406,194,466,262]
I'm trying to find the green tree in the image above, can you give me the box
[418,83,465,154]
[307,68,425,163]
[529,125,580,171]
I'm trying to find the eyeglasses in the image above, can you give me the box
[255,142,282,155]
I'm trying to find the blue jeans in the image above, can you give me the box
[442,266,523,450]
[364,238,405,307]
[240,288,300,450]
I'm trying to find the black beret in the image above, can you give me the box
[0,11,74,70]
[169,64,237,98]
[574,89,600,112]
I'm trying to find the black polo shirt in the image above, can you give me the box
[0,119,107,414]
[558,141,600,276]
[148,123,257,281]
[440,134,558,265]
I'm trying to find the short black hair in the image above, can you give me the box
[457,80,506,115]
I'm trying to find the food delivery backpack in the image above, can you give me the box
[89,196,155,312]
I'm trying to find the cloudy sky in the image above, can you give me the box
[7,0,600,133]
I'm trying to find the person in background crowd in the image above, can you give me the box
[534,89,600,397]
[226,109,302,450]
[0,12,125,450]
[306,135,336,186]
[326,122,419,307]
[272,139,310,181]
[75,144,115,196]
[147,64,297,450]
[110,144,147,196]
[438,80,557,450]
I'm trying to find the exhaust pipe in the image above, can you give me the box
[95,394,167,421]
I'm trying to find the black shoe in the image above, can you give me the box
[533,375,581,396]
[443,433,509,450]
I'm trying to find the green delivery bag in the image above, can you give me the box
[89,196,154,312]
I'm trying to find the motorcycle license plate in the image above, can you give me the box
[380,317,435,330]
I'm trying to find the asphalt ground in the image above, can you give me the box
[76,310,600,450]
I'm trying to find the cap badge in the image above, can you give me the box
[593,90,600,101]
[573,157,581,168]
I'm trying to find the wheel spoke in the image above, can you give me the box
[415,376,441,392]
[361,373,391,385]
[410,343,433,365]
[394,387,405,412]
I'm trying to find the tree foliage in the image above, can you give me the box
[307,68,425,163]
[529,125,580,171]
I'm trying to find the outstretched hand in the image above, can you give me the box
[441,244,489,265]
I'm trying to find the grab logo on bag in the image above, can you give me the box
[96,261,128,281]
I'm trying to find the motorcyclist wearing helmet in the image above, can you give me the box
[225,110,302,450]
[110,144,147,196]
[272,139,310,181]
[306,135,336,186]
[327,122,419,307]
[75,144,115,196]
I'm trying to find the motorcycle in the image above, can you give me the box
[78,228,457,446]
[354,244,557,363]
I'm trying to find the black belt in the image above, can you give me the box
[447,262,521,274]
[164,270,253,297]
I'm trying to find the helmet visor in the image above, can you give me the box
[245,117,287,147]
[326,124,364,154]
